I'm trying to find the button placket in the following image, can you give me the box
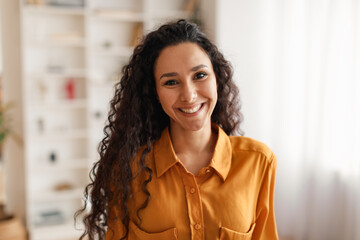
[194,223,202,230]
[179,168,204,240]
[195,167,213,185]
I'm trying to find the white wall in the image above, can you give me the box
[200,0,274,143]
[215,1,360,239]
[215,0,277,144]
[214,0,285,235]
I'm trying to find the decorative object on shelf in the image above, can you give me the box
[37,80,48,101]
[26,0,44,5]
[186,0,202,28]
[0,106,11,145]
[47,64,64,73]
[54,182,73,191]
[37,118,44,134]
[185,0,197,12]
[94,111,102,120]
[0,79,12,144]
[49,151,57,163]
[131,23,143,47]
[50,0,85,7]
[102,40,112,49]
[65,78,75,100]
[35,210,65,226]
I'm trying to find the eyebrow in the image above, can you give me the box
[159,72,179,79]
[159,64,209,79]
[191,64,208,71]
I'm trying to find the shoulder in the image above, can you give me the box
[229,136,276,166]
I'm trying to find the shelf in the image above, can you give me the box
[149,10,191,19]
[91,45,133,57]
[32,220,83,240]
[30,99,88,110]
[31,159,90,172]
[28,38,86,48]
[31,188,84,203]
[32,129,88,140]
[28,68,87,78]
[24,5,86,16]
[88,79,116,88]
[92,9,144,22]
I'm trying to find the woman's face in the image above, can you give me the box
[154,42,218,132]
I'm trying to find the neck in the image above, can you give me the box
[169,121,217,167]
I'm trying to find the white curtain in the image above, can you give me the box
[215,0,360,239]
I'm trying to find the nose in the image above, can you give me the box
[180,81,197,103]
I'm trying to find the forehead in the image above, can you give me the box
[154,42,212,76]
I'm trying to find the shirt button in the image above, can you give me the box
[194,223,201,230]
[190,187,196,194]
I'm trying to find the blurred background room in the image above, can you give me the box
[0,0,359,240]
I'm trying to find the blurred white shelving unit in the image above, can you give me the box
[21,1,89,239]
[19,0,196,239]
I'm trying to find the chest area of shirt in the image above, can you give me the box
[130,165,258,240]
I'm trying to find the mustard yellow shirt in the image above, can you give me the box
[106,125,278,240]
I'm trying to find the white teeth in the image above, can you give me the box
[180,104,202,113]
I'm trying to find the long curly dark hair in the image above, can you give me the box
[75,19,243,240]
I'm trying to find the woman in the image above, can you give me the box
[76,20,278,240]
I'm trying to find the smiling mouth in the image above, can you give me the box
[179,104,203,114]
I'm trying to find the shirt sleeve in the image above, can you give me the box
[252,153,279,240]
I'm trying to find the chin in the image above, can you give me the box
[180,120,211,132]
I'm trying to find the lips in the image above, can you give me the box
[179,103,203,114]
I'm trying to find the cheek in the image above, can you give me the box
[157,90,175,109]
[212,80,218,98]
[207,79,218,112]
[212,78,218,101]
[203,78,218,101]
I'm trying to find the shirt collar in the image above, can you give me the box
[154,125,232,181]
[208,125,232,181]
[154,127,179,178]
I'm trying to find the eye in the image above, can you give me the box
[164,80,178,86]
[194,72,208,80]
